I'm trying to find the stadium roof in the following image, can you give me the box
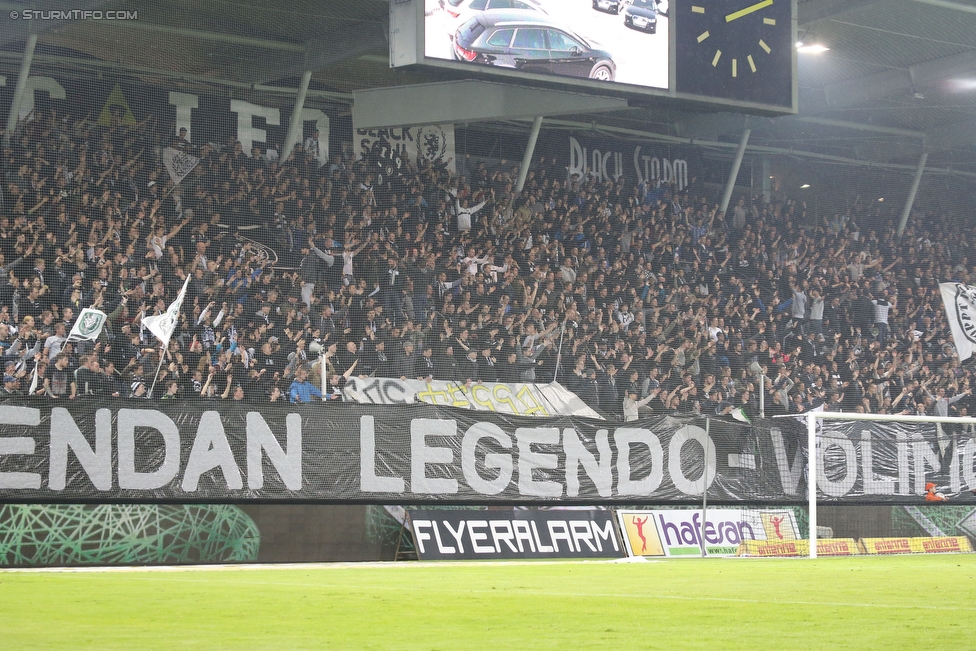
[2,0,976,174]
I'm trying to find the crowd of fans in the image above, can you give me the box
[1,107,974,421]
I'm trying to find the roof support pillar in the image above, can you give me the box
[898,152,927,237]
[515,116,543,195]
[762,157,772,203]
[719,129,751,217]
[3,33,37,148]
[281,70,313,161]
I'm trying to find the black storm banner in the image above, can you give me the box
[0,399,973,504]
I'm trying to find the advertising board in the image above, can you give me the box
[859,537,973,555]
[737,538,861,557]
[410,508,624,559]
[616,508,799,558]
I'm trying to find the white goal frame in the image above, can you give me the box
[789,411,976,559]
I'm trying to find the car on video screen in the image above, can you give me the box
[591,0,626,14]
[624,0,659,32]
[441,0,548,32]
[453,11,617,81]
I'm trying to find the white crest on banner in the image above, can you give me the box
[67,308,108,342]
[352,124,456,174]
[162,147,200,186]
[940,282,976,362]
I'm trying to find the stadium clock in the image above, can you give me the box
[675,0,795,109]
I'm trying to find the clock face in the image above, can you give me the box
[675,0,794,108]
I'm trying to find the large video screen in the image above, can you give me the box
[423,0,670,90]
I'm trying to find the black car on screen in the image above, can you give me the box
[623,0,658,32]
[453,10,617,81]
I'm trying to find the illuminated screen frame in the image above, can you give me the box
[391,0,797,115]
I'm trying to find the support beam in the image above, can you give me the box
[823,70,913,110]
[3,33,37,148]
[798,0,885,26]
[925,118,976,152]
[99,20,306,52]
[0,0,114,47]
[796,117,926,140]
[515,117,543,195]
[353,81,627,130]
[676,114,928,163]
[912,0,976,14]
[897,152,927,237]
[719,130,751,217]
[853,139,924,165]
[281,71,313,161]
[822,49,976,110]
[0,51,353,103]
[674,113,767,141]
[537,117,976,179]
[248,18,389,85]
[762,157,772,202]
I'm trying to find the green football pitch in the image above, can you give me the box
[1,555,973,650]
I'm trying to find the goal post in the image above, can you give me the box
[786,411,976,559]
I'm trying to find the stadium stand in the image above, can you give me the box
[0,107,973,422]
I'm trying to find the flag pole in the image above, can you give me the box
[148,346,167,398]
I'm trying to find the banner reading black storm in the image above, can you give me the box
[0,399,974,504]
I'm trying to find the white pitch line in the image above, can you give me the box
[0,559,635,574]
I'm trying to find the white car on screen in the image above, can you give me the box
[440,0,548,34]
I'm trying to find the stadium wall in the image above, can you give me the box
[238,505,383,563]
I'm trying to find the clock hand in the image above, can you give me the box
[725,0,773,22]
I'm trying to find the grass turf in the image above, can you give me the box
[0,555,973,650]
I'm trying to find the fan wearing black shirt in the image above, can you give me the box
[479,346,498,383]
[415,345,437,380]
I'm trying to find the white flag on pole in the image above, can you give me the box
[143,274,191,348]
[67,308,108,342]
[28,363,38,396]
[940,282,976,362]
[162,147,200,186]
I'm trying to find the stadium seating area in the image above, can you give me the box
[1,108,973,420]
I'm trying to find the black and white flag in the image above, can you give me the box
[143,275,190,348]
[162,147,200,186]
[940,282,976,362]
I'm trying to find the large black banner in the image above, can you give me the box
[819,420,976,501]
[0,399,973,504]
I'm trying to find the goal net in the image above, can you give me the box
[624,412,976,559]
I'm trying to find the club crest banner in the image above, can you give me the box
[67,309,108,343]
[352,124,456,175]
